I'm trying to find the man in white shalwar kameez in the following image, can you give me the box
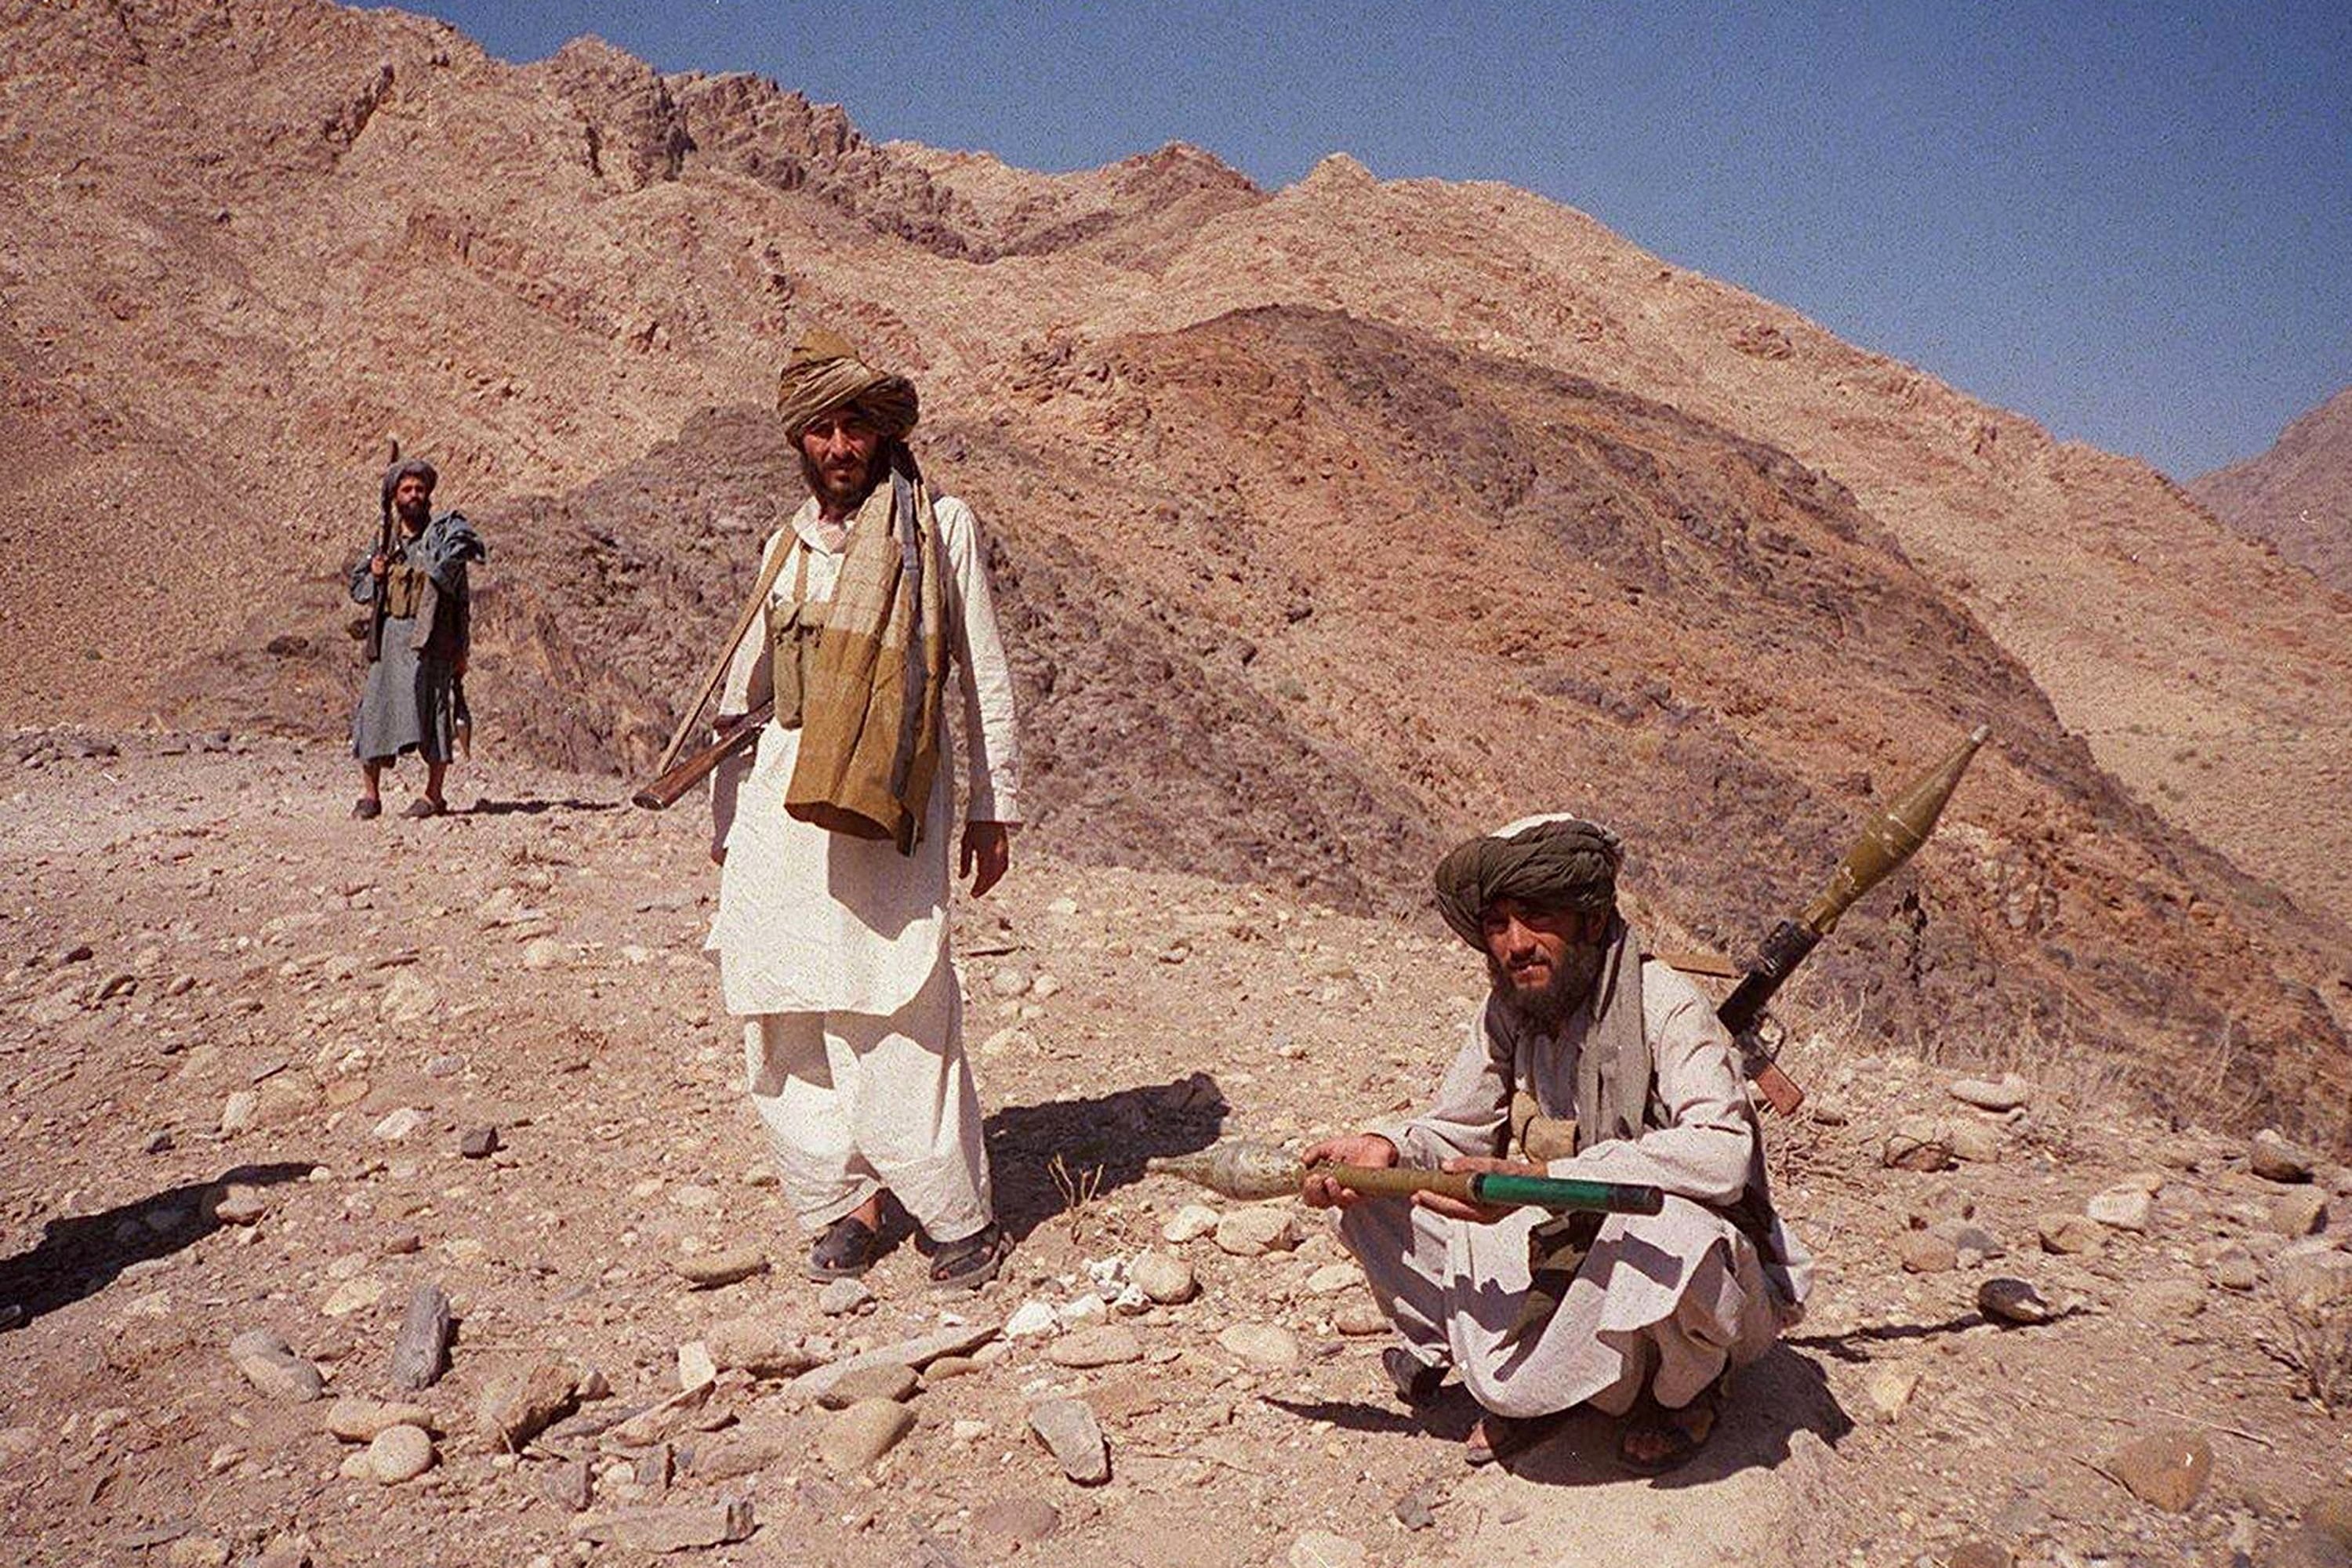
[1304,815,1809,1471]
[706,329,1022,1291]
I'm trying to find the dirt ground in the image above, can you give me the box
[2,730,2347,1567]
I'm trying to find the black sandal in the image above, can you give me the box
[1384,1346,1446,1406]
[926,1224,1007,1292]
[1617,1370,1730,1475]
[352,798,383,821]
[808,1214,880,1282]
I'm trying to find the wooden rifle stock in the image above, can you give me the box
[631,701,772,810]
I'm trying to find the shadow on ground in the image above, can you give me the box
[983,1072,1230,1242]
[0,1161,314,1329]
[1266,1342,1852,1489]
[466,796,623,818]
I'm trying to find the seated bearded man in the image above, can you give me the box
[1303,814,1811,1471]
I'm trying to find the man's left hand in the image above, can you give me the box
[1417,1155,1545,1225]
[960,821,1011,898]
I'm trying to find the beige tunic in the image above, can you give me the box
[706,493,1022,1018]
[1348,960,1810,1418]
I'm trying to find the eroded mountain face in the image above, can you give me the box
[6,0,2348,1145]
[2191,385,2352,594]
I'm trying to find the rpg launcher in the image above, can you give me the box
[1148,1140,1664,1216]
[1729,724,1991,1114]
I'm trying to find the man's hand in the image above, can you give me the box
[1300,1133,1399,1210]
[369,553,389,578]
[960,821,1011,898]
[1417,1155,1545,1225]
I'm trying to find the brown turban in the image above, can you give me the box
[1432,814,1623,947]
[382,457,437,505]
[774,328,920,443]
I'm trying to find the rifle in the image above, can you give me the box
[631,700,773,810]
[363,437,398,663]
[1726,725,1991,1113]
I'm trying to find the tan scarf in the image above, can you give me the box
[784,446,949,854]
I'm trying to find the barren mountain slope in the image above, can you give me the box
[2,0,2346,1140]
[1091,160,2352,937]
[2190,384,2352,593]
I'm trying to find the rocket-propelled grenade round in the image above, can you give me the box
[1146,1141,1664,1215]
[1718,724,1990,1039]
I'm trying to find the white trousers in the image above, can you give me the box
[1340,1193,1779,1419]
[742,960,991,1244]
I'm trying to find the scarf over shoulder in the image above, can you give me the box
[773,332,946,855]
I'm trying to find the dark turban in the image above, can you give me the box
[775,328,920,443]
[1432,814,1623,947]
[382,457,437,505]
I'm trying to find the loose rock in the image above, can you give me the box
[676,1245,770,1290]
[325,1397,435,1442]
[387,1284,453,1392]
[702,1317,820,1379]
[1882,1118,1955,1171]
[1948,1073,2034,1112]
[1047,1325,1145,1369]
[971,1495,1061,1553]
[816,1276,873,1316]
[1289,1530,1367,1568]
[2270,1189,2329,1236]
[1214,1207,1301,1257]
[2107,1429,2212,1512]
[227,1329,323,1403]
[572,1501,755,1553]
[1976,1277,2051,1325]
[2087,1186,2154,1233]
[2249,1129,2316,1184]
[1128,1249,1196,1305]
[365,1424,434,1484]
[476,1361,579,1449]
[815,1363,918,1410]
[1218,1323,1302,1368]
[818,1399,915,1475]
[1026,1398,1109,1485]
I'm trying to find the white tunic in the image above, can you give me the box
[705,493,1022,1018]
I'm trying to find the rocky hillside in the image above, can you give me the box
[2190,385,2352,593]
[2,0,2347,1145]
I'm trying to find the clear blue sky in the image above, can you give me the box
[416,0,2350,480]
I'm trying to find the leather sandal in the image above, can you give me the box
[1617,1370,1730,1474]
[807,1214,880,1282]
[1464,1407,1570,1468]
[351,798,383,821]
[400,796,447,819]
[926,1224,1007,1292]
[1384,1346,1446,1406]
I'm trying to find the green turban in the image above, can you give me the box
[1432,814,1623,947]
[774,328,920,443]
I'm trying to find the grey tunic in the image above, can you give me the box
[349,513,483,764]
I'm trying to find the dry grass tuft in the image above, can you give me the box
[2261,1280,2352,1417]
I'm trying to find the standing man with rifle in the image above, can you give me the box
[349,454,485,819]
[687,328,1022,1293]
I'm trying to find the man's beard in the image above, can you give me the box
[394,496,430,531]
[799,451,880,516]
[1488,942,1606,1030]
